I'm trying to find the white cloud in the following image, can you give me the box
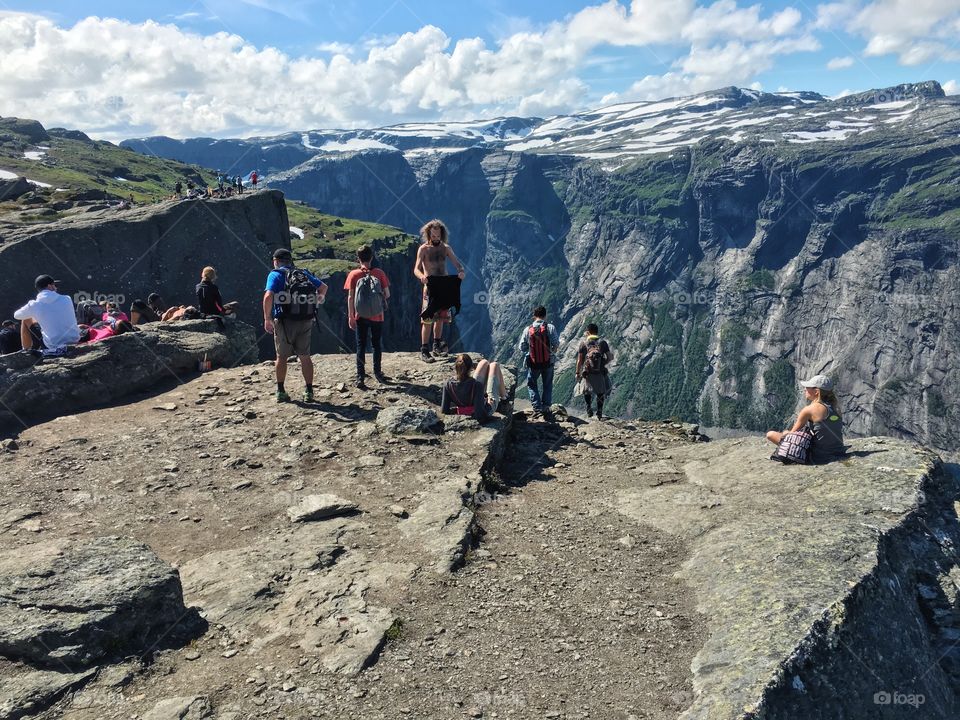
[0,3,823,140]
[827,55,855,69]
[817,0,960,66]
[944,79,959,94]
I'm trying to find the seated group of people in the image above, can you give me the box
[0,267,238,356]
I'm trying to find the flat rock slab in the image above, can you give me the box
[142,695,212,720]
[0,668,96,720]
[286,494,359,522]
[0,536,190,668]
[375,406,441,435]
[618,437,953,719]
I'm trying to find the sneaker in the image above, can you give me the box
[374,371,390,384]
[302,388,314,403]
[355,377,367,390]
[585,405,594,418]
[276,389,291,403]
[419,347,435,363]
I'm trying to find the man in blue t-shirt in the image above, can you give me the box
[263,248,327,403]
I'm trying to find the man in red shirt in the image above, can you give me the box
[345,245,391,389]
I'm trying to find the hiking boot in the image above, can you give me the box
[276,389,291,403]
[374,371,390,384]
[419,346,435,363]
[432,340,449,357]
[585,404,594,418]
[302,388,314,403]
[496,398,511,415]
[355,377,368,390]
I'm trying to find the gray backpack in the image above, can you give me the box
[355,270,385,319]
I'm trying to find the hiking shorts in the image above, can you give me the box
[274,318,313,357]
[421,286,450,324]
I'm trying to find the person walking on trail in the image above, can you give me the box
[174,180,183,199]
[519,305,560,418]
[575,323,613,420]
[345,245,390,390]
[263,248,327,403]
[413,218,465,363]
[14,275,81,351]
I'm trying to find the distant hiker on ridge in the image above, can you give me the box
[235,175,243,194]
[263,248,327,403]
[519,305,559,418]
[14,275,80,351]
[345,245,390,389]
[250,170,259,191]
[575,322,613,420]
[413,219,465,363]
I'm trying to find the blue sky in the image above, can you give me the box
[1,1,958,138]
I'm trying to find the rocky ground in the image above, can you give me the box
[2,351,958,720]
[0,352,706,720]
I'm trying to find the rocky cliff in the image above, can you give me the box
[182,81,958,450]
[0,191,289,338]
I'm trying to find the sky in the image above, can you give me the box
[1,0,958,140]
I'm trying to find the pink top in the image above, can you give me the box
[85,325,116,343]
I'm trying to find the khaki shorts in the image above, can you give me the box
[274,318,313,357]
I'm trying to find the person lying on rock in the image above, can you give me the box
[101,301,129,324]
[79,319,134,343]
[196,266,238,317]
[441,353,508,423]
[766,374,845,463]
[147,293,166,317]
[129,299,160,325]
[13,275,80,351]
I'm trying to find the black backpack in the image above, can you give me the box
[276,267,318,320]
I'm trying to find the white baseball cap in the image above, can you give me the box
[800,374,833,391]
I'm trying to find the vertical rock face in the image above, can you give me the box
[0,192,289,337]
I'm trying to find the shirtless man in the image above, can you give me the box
[413,219,465,363]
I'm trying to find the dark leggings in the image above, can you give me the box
[584,391,605,415]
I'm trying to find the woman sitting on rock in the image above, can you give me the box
[196,266,238,316]
[441,353,508,423]
[766,374,845,463]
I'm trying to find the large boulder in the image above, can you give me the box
[0,117,49,144]
[0,176,32,201]
[0,536,196,669]
[0,318,257,430]
[375,405,442,435]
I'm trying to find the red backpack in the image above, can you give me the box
[527,324,551,369]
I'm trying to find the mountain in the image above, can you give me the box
[123,81,960,450]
